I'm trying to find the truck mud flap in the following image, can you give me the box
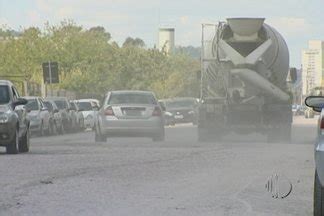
[227,104,261,125]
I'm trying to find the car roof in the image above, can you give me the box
[109,90,154,95]
[24,96,40,100]
[46,97,68,100]
[0,80,13,86]
[77,99,99,103]
[164,97,196,102]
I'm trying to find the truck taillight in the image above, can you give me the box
[104,106,114,116]
[152,106,162,116]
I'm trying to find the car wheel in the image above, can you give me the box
[95,124,106,142]
[6,128,19,154]
[314,170,324,216]
[152,128,165,142]
[45,123,51,136]
[38,122,44,137]
[19,127,30,153]
[58,123,64,135]
[267,125,291,143]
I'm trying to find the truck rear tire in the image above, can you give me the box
[314,170,324,216]
[267,125,291,143]
[198,127,222,142]
[153,128,165,142]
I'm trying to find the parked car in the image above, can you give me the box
[292,104,298,115]
[44,100,64,134]
[46,97,72,132]
[305,96,324,215]
[77,99,98,130]
[164,97,198,125]
[95,90,165,142]
[69,100,84,131]
[295,105,305,116]
[0,80,30,154]
[159,100,175,126]
[25,96,50,136]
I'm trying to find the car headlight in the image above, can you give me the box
[164,112,173,117]
[0,114,9,123]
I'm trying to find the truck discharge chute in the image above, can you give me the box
[198,18,294,142]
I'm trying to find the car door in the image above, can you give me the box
[39,99,50,130]
[12,86,27,137]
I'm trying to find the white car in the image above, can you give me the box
[305,96,324,216]
[25,96,50,136]
[77,99,100,130]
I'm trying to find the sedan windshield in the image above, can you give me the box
[78,102,93,111]
[0,86,10,104]
[109,93,157,105]
[26,99,39,111]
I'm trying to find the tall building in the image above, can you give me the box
[158,28,175,55]
[302,40,324,96]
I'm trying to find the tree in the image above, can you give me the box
[122,37,145,48]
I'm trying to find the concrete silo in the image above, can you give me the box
[158,28,175,55]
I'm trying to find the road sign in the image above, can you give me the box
[42,62,59,84]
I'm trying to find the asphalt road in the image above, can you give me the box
[0,116,318,216]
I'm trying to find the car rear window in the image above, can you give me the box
[0,86,10,104]
[78,102,93,111]
[108,93,157,105]
[54,100,68,110]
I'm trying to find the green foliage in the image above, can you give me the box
[0,22,199,99]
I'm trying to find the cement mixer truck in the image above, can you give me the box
[198,18,296,142]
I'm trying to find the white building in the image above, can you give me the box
[302,40,324,96]
[158,28,175,55]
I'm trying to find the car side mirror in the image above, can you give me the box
[13,98,28,108]
[93,105,100,111]
[305,96,324,111]
[54,109,59,113]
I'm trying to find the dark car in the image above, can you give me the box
[44,100,64,134]
[159,100,175,126]
[0,80,30,154]
[164,97,198,125]
[46,97,73,132]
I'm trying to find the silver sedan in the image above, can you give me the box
[305,96,324,216]
[95,91,165,142]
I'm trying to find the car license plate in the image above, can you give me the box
[125,110,141,116]
[175,115,184,119]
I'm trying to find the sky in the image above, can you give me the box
[0,0,323,67]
